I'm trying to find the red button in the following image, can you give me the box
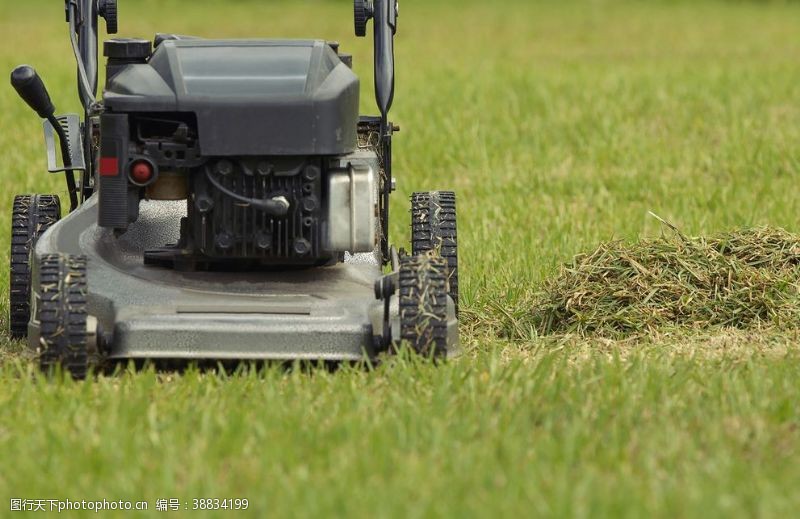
[130,161,153,184]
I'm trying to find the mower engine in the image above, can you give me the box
[98,38,378,269]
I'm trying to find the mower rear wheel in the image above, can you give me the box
[9,194,61,338]
[398,253,449,358]
[411,191,458,314]
[37,254,90,379]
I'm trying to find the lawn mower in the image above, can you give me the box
[8,0,458,378]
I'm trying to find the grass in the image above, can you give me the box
[1,0,800,516]
[501,224,800,339]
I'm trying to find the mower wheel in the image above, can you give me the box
[37,254,90,379]
[9,194,61,338]
[411,191,458,314]
[398,253,449,358]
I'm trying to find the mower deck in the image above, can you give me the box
[30,197,397,361]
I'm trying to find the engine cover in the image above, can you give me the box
[103,39,359,156]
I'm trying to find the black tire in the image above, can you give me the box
[37,254,89,379]
[9,195,61,338]
[398,253,449,358]
[411,191,458,314]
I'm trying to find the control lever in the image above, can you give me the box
[10,65,79,210]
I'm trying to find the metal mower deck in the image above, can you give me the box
[29,197,404,361]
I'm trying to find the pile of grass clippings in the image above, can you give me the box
[504,224,800,339]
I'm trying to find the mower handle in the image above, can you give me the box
[355,0,397,124]
[10,65,55,119]
[373,0,396,121]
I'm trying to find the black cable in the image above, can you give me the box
[204,168,290,216]
[67,2,95,110]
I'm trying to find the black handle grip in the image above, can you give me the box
[10,65,55,119]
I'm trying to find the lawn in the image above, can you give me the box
[1,0,800,516]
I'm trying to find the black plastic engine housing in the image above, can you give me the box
[103,38,359,156]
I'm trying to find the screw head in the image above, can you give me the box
[215,160,233,176]
[293,238,311,256]
[303,166,320,182]
[195,196,213,213]
[302,196,318,213]
[215,231,235,251]
[255,231,272,250]
[256,161,273,176]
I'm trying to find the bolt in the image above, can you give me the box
[215,231,235,251]
[215,160,233,176]
[256,161,273,176]
[255,231,272,250]
[196,196,213,213]
[302,196,318,213]
[293,238,311,256]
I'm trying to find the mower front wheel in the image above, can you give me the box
[36,254,91,379]
[398,253,450,358]
[9,194,61,338]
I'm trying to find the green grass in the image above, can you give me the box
[2,0,800,516]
